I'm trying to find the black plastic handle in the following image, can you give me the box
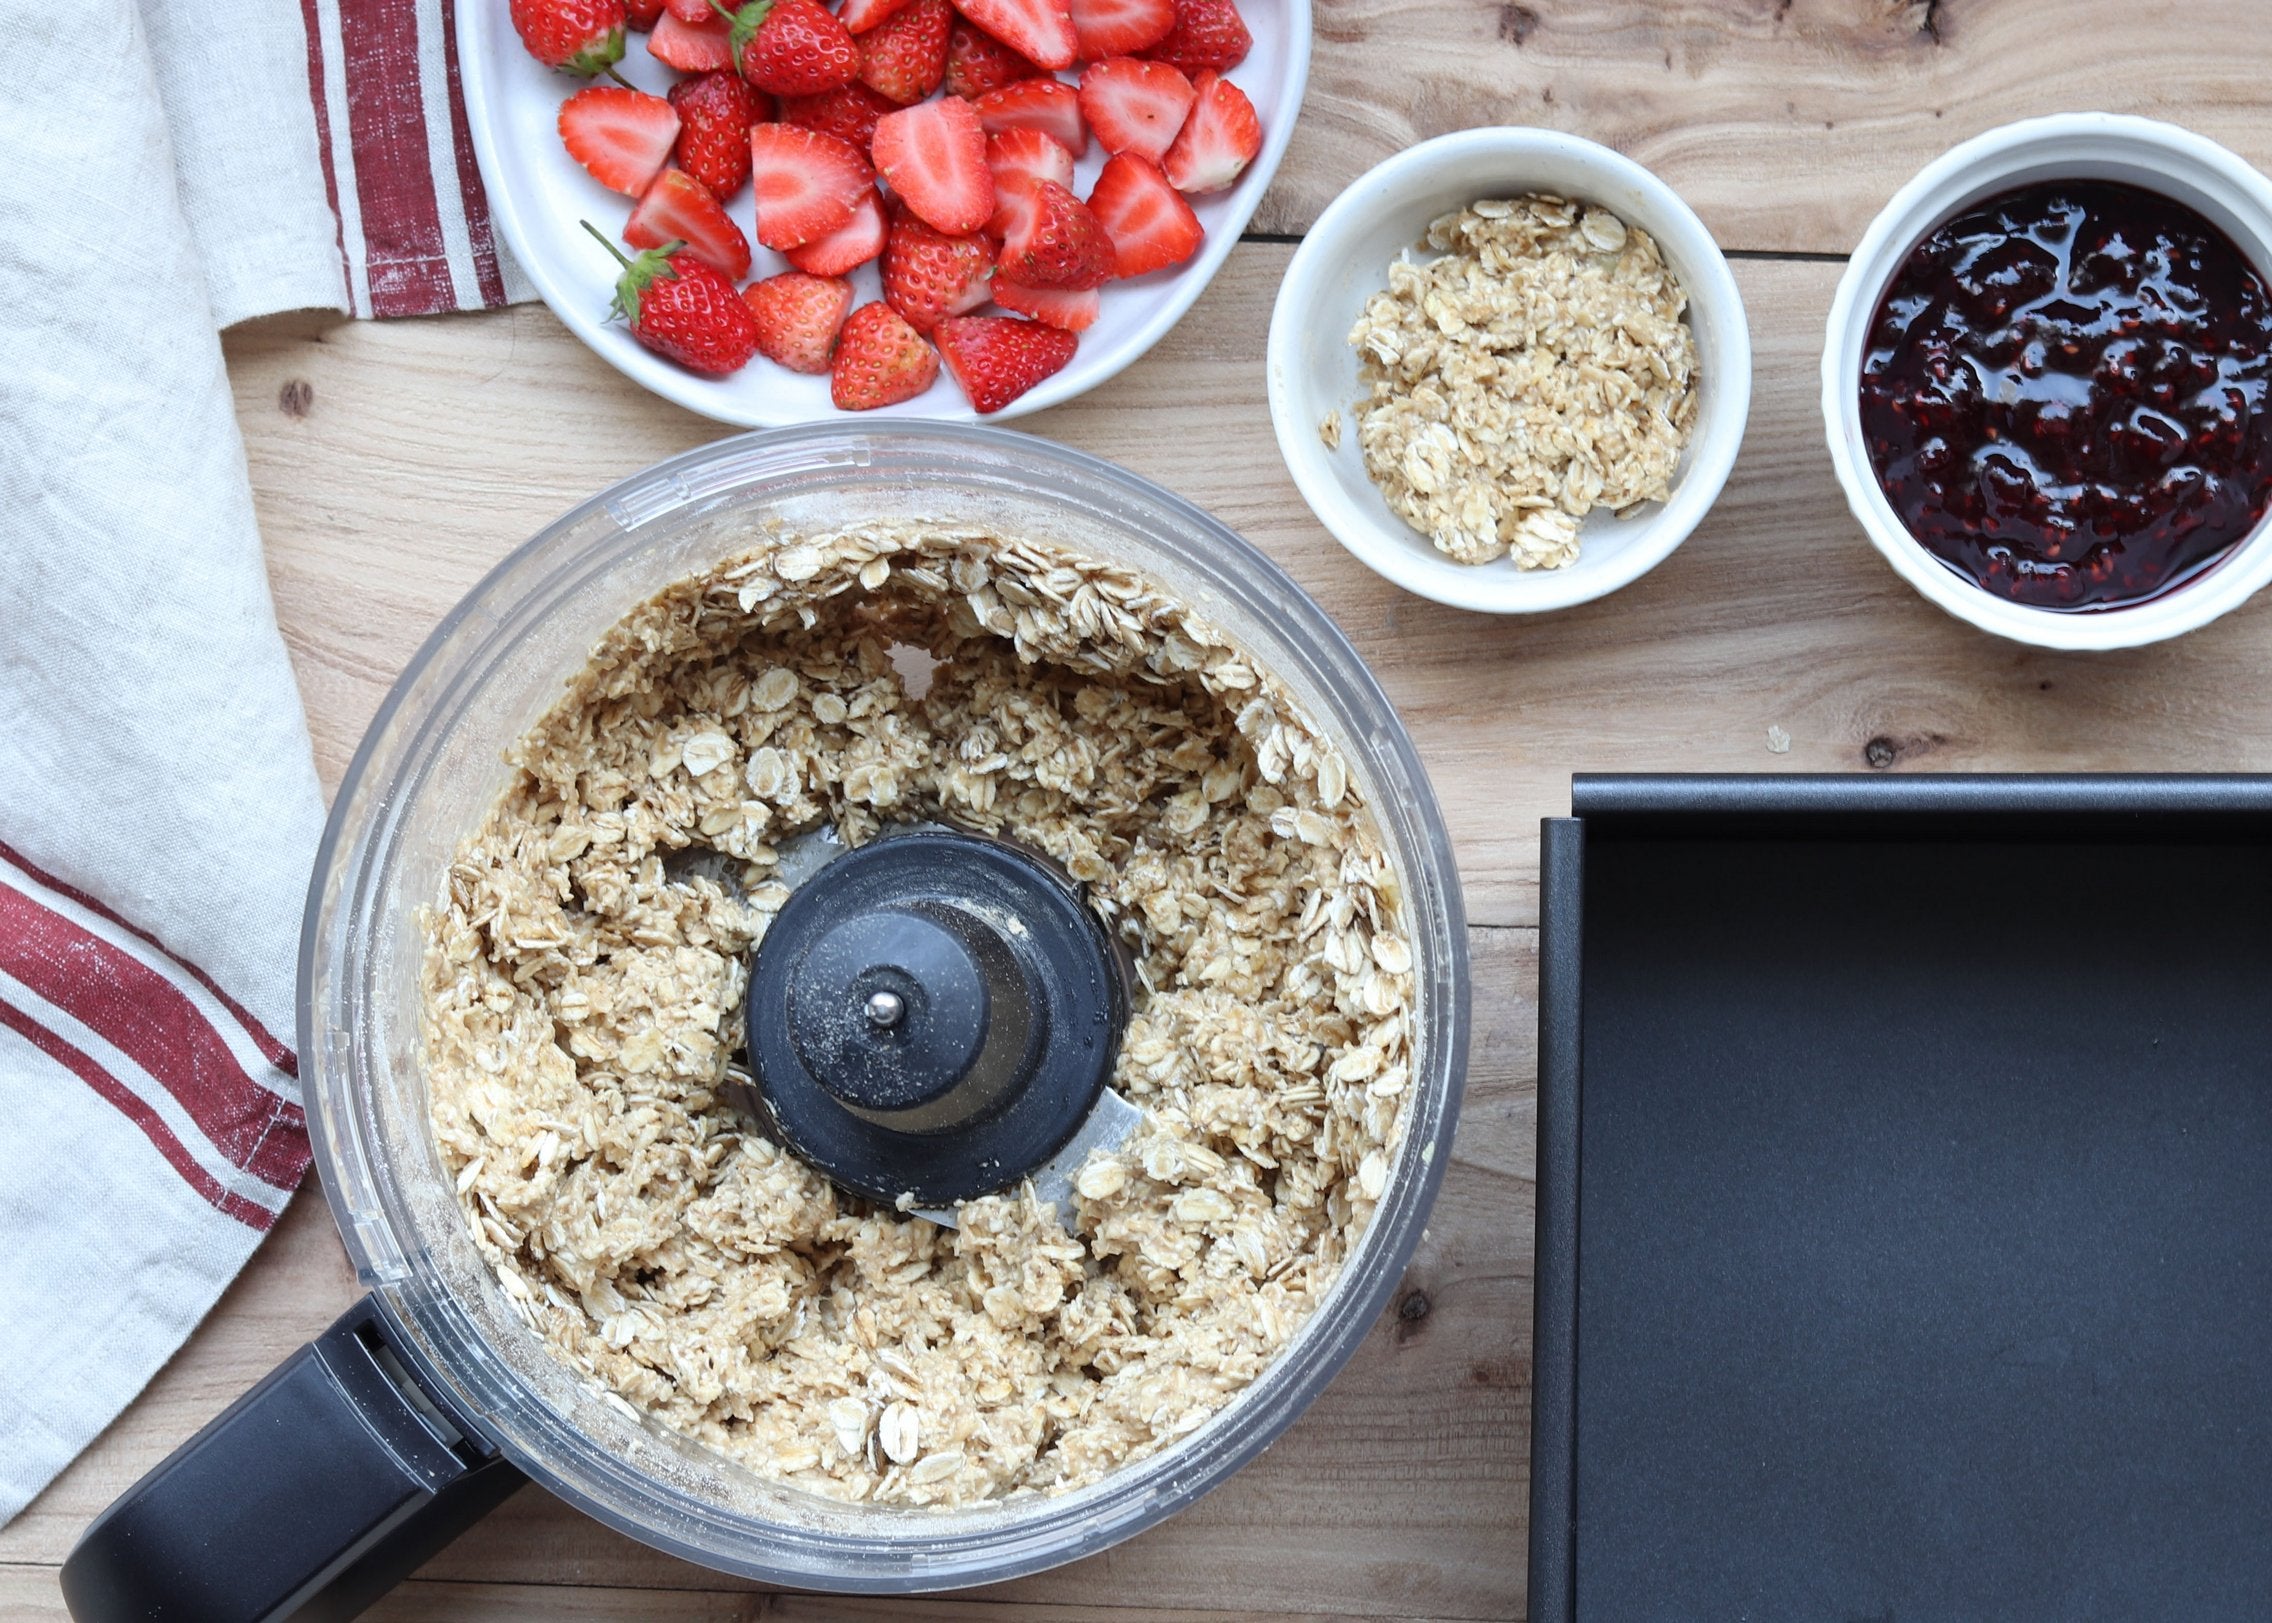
[60,1297,524,1622]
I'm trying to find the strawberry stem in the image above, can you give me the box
[603,64,635,88]
[581,219,637,271]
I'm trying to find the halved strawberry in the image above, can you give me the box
[784,188,889,272]
[970,78,1084,156]
[935,313,1076,412]
[627,0,666,29]
[1086,151,1200,276]
[857,0,951,102]
[948,0,1076,69]
[1162,68,1257,193]
[945,16,1045,97]
[778,81,898,149]
[1068,0,1172,60]
[882,208,994,331]
[743,271,854,372]
[1076,57,1191,163]
[624,168,752,277]
[993,176,1112,288]
[1140,0,1245,73]
[648,6,736,67]
[838,0,910,28]
[985,128,1074,232]
[667,70,763,196]
[871,96,991,235]
[832,301,939,408]
[559,86,681,196]
[748,122,874,248]
[991,277,1099,331]
[663,0,711,19]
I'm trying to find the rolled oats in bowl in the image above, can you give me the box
[421,521,1415,1510]
[1348,194,1700,568]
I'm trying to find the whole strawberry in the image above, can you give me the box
[512,0,627,74]
[582,221,758,375]
[668,70,764,195]
[856,0,951,104]
[832,301,938,408]
[882,207,993,332]
[1141,0,1247,74]
[710,0,859,94]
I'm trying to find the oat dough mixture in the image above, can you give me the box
[423,523,1416,1507]
[1350,194,1699,568]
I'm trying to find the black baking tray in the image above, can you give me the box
[1529,775,2272,1622]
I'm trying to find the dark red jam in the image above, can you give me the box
[1859,179,2272,610]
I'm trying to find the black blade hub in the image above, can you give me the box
[736,825,1128,1207]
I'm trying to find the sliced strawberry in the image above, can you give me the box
[648,7,736,67]
[985,128,1074,232]
[1068,0,1172,59]
[743,271,854,372]
[784,187,889,272]
[970,78,1085,157]
[838,0,910,28]
[994,176,1112,288]
[1162,68,1257,193]
[882,208,994,332]
[667,71,764,196]
[832,301,939,408]
[1086,151,1200,277]
[778,81,898,149]
[948,0,1076,69]
[857,0,951,102]
[1141,0,1245,73]
[1077,57,1192,163]
[626,0,666,29]
[663,0,711,19]
[559,87,681,196]
[871,96,991,235]
[935,313,1076,412]
[624,168,752,278]
[991,277,1100,331]
[748,122,874,248]
[945,16,1044,96]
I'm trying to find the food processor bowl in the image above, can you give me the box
[68,424,1470,1612]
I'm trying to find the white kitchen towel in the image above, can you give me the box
[0,0,333,1525]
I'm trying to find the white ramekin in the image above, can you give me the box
[1823,113,2272,650]
[1267,128,1752,614]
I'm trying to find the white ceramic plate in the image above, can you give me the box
[458,0,1308,423]
[1266,128,1752,614]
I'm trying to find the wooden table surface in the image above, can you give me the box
[12,3,2272,1617]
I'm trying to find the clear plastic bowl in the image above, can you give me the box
[300,423,1471,1590]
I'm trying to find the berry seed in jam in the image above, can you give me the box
[1859,179,2272,611]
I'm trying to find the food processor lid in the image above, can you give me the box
[736,824,1132,1208]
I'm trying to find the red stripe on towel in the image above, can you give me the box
[0,885,310,1193]
[0,1000,277,1232]
[439,0,510,307]
[298,0,354,306]
[340,0,459,315]
[0,839,298,1079]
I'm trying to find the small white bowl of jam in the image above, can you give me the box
[1824,114,2272,650]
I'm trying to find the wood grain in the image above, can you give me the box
[219,246,2272,932]
[1261,0,2272,248]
